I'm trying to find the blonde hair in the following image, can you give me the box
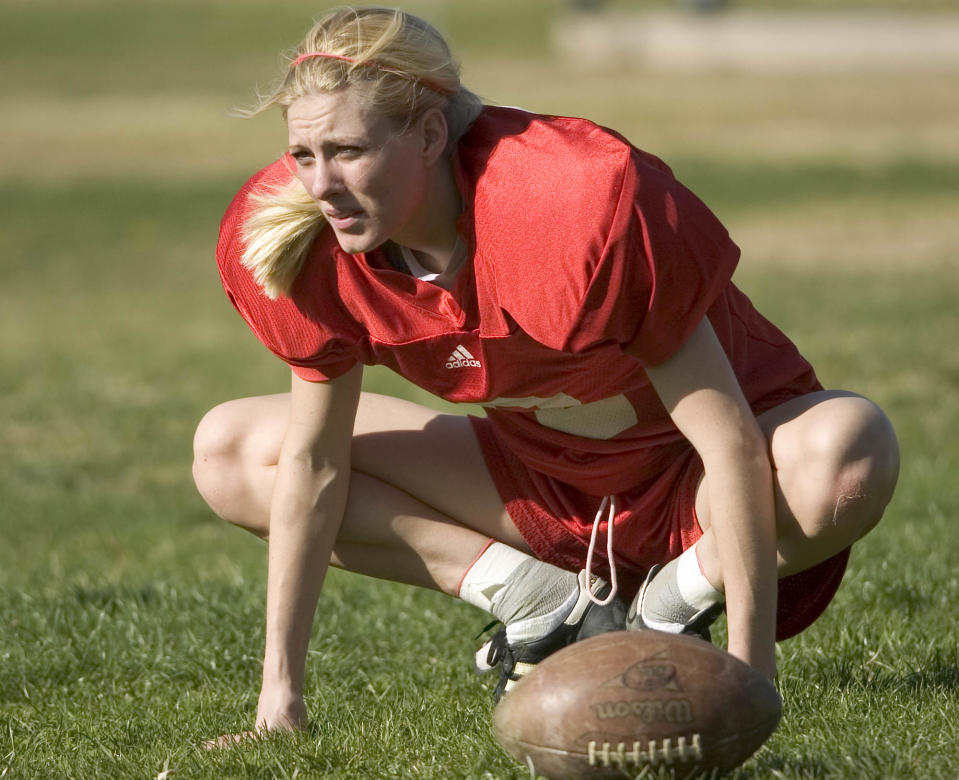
[238,6,483,299]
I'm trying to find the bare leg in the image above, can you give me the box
[193,392,530,595]
[694,390,900,586]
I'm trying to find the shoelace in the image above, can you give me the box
[479,495,619,675]
[484,629,508,667]
[584,495,618,606]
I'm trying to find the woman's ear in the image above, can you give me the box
[419,108,449,164]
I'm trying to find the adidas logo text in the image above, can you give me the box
[445,345,481,369]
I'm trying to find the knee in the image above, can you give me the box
[801,395,900,540]
[192,400,249,510]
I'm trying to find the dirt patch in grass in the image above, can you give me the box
[468,64,959,167]
[0,95,282,183]
[5,62,958,182]
[730,197,958,269]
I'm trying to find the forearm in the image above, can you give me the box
[702,441,778,675]
[645,318,779,676]
[262,455,350,693]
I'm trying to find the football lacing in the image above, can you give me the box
[587,734,703,767]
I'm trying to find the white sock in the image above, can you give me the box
[676,544,724,609]
[458,542,531,613]
[641,543,723,627]
[458,541,580,636]
[504,585,580,644]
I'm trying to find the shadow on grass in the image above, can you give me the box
[901,660,959,692]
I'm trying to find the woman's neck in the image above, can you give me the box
[393,157,462,274]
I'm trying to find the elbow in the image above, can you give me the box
[285,453,350,488]
[698,423,771,476]
[279,433,351,475]
[277,448,352,500]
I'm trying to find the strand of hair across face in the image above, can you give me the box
[290,52,454,95]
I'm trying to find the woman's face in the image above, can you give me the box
[287,89,431,255]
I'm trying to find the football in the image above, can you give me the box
[492,631,781,779]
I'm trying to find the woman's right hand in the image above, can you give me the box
[203,367,362,752]
[200,684,307,750]
[256,682,308,733]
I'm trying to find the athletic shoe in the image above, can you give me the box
[625,563,725,642]
[475,569,627,700]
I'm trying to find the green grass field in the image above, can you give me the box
[2,1,958,777]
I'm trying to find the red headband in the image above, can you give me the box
[290,52,453,95]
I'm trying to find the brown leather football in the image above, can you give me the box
[493,631,781,779]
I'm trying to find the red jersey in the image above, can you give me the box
[217,106,819,497]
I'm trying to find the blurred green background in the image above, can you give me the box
[1,1,957,777]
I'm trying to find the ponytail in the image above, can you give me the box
[240,177,325,300]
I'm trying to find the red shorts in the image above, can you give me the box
[470,416,849,642]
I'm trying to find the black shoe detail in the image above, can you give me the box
[476,571,627,701]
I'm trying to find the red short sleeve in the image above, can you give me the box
[216,160,361,382]
[568,150,740,367]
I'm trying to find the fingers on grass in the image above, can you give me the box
[200,730,262,750]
